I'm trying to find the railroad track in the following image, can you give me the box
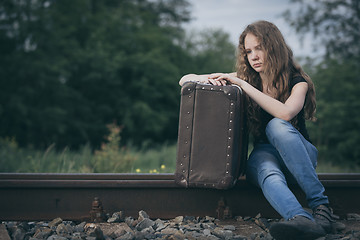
[0,173,359,221]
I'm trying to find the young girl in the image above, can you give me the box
[179,20,337,240]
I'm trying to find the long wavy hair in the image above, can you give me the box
[236,20,316,136]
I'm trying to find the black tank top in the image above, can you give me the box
[254,76,310,144]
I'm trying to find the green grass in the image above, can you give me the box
[130,143,177,173]
[0,131,177,173]
[316,159,360,173]
[0,133,358,174]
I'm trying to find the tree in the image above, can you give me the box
[306,59,360,165]
[182,29,236,74]
[0,0,192,149]
[283,0,360,60]
[0,0,237,150]
[284,0,360,166]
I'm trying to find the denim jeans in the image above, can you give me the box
[247,118,329,220]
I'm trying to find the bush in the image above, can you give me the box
[92,124,136,173]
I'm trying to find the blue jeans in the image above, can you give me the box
[247,118,329,220]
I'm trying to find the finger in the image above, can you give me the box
[209,73,222,79]
[220,80,227,86]
[208,79,217,85]
[213,80,221,86]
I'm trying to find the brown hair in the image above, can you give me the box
[236,20,316,136]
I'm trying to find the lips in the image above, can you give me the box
[253,63,261,68]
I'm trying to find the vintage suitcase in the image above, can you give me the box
[175,81,248,189]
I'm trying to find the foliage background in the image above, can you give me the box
[0,0,359,172]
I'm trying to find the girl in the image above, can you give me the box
[179,20,337,240]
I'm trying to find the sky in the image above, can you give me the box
[183,0,321,58]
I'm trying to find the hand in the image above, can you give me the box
[207,73,228,86]
[208,73,242,86]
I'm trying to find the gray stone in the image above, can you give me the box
[160,227,182,235]
[347,213,360,221]
[12,227,26,240]
[154,219,167,232]
[115,231,135,240]
[56,223,73,236]
[85,237,96,240]
[353,231,360,238]
[325,234,345,240]
[223,225,236,231]
[75,222,86,232]
[124,217,135,228]
[133,230,146,240]
[201,222,216,229]
[184,231,204,239]
[135,218,155,231]
[108,211,125,223]
[204,216,215,222]
[203,228,211,236]
[184,216,196,222]
[138,210,149,221]
[48,218,63,228]
[140,227,154,234]
[140,227,156,239]
[333,221,346,231]
[72,232,88,240]
[173,216,184,224]
[182,223,201,232]
[0,225,11,240]
[47,235,68,240]
[208,235,221,240]
[232,235,248,240]
[99,223,133,239]
[212,227,233,239]
[33,227,52,239]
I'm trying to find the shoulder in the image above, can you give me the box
[290,75,307,88]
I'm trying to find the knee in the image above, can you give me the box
[266,118,296,143]
[259,168,286,187]
[248,157,284,187]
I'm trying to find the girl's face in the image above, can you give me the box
[244,33,265,73]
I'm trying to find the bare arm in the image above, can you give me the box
[179,74,210,86]
[212,74,308,121]
[179,72,237,86]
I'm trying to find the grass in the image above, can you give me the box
[0,126,177,173]
[316,159,360,173]
[0,128,358,174]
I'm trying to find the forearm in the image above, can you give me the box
[179,72,237,86]
[239,81,295,121]
[228,78,304,121]
[179,74,210,86]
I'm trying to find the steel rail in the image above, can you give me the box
[0,173,359,221]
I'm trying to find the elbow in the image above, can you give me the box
[277,112,294,122]
[179,74,193,86]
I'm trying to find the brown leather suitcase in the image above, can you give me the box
[175,82,248,189]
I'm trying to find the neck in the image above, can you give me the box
[260,72,271,84]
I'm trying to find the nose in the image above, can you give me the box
[250,51,259,61]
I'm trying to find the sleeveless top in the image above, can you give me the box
[254,76,310,145]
